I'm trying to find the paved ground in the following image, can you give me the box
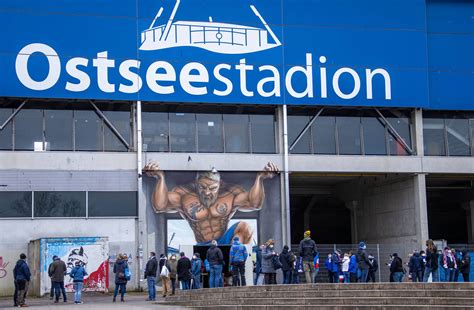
[0,292,189,310]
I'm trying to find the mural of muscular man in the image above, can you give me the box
[144,162,279,245]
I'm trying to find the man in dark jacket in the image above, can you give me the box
[47,256,58,300]
[408,251,423,282]
[229,236,248,286]
[50,256,67,303]
[144,252,158,301]
[367,254,378,282]
[13,253,31,307]
[356,242,370,282]
[279,245,294,284]
[206,240,224,288]
[390,253,404,282]
[298,230,317,283]
[460,249,471,282]
[177,252,192,290]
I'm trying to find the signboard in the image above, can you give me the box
[0,0,432,107]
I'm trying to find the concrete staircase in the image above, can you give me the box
[160,283,474,309]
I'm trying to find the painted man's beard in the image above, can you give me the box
[199,193,217,208]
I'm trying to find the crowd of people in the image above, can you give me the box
[9,235,473,307]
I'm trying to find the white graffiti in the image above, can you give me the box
[140,0,281,54]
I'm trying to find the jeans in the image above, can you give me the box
[358,268,368,283]
[232,262,246,286]
[444,268,455,282]
[192,274,201,289]
[343,271,350,283]
[147,276,156,300]
[393,272,404,282]
[171,278,176,294]
[423,266,439,282]
[367,271,376,283]
[411,271,423,282]
[314,268,319,283]
[282,270,291,284]
[264,273,276,285]
[53,281,66,302]
[73,282,83,303]
[13,280,18,306]
[462,273,470,282]
[113,283,126,300]
[209,264,223,288]
[350,272,358,283]
[50,279,54,298]
[181,280,191,290]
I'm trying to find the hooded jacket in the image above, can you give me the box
[177,256,192,281]
[113,259,128,284]
[298,237,317,262]
[356,248,370,270]
[261,245,276,273]
[408,252,423,272]
[279,247,294,272]
[191,257,202,277]
[229,240,248,264]
[13,259,31,282]
[70,265,88,282]
[349,254,358,274]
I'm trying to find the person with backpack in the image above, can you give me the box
[460,248,471,282]
[229,236,248,286]
[408,251,423,282]
[367,254,378,283]
[279,245,294,284]
[423,239,439,282]
[298,230,317,284]
[356,242,370,283]
[69,261,88,304]
[262,239,278,284]
[13,253,31,308]
[144,252,158,301]
[206,240,224,288]
[349,251,358,283]
[113,254,129,302]
[177,252,192,290]
[159,256,171,298]
[390,253,404,282]
[442,247,457,282]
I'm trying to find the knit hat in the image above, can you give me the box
[359,242,366,250]
[304,230,311,238]
[233,236,239,242]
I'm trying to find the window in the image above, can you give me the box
[288,116,311,154]
[362,117,387,155]
[197,114,223,153]
[446,118,470,156]
[337,116,362,155]
[44,110,73,151]
[103,111,131,152]
[387,116,411,156]
[34,192,86,217]
[74,110,103,151]
[15,109,43,151]
[250,115,275,153]
[423,118,446,156]
[88,191,137,217]
[142,112,169,152]
[223,114,249,153]
[0,109,13,150]
[0,192,31,217]
[312,116,336,154]
[170,113,196,152]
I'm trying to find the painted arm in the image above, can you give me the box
[233,162,279,212]
[144,162,182,213]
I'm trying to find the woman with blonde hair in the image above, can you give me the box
[423,239,439,282]
[261,239,278,284]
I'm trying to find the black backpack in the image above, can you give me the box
[272,255,283,270]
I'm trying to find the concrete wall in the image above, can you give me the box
[0,218,136,296]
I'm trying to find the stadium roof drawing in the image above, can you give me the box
[139,0,282,54]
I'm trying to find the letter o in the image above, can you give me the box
[15,43,61,90]
[332,67,361,99]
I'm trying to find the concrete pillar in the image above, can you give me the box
[411,109,424,156]
[413,174,429,248]
[345,201,358,244]
[462,201,474,244]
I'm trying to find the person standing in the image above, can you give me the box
[298,230,317,284]
[367,254,378,283]
[341,253,350,283]
[279,245,293,284]
[408,251,423,282]
[390,253,404,282]
[452,248,462,282]
[159,256,171,298]
[254,244,263,285]
[69,261,88,304]
[229,236,248,286]
[460,249,471,282]
[206,240,224,288]
[349,251,358,283]
[113,254,128,302]
[47,256,57,300]
[144,252,158,301]
[177,252,192,290]
[50,255,67,303]
[13,253,31,308]
[168,255,178,295]
[442,247,457,282]
[191,253,202,289]
[262,239,277,285]
[325,253,335,283]
[356,242,370,283]
[423,239,439,282]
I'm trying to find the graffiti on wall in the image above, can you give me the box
[42,238,108,292]
[0,256,9,279]
[144,162,280,246]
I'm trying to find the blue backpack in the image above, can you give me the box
[124,265,131,281]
